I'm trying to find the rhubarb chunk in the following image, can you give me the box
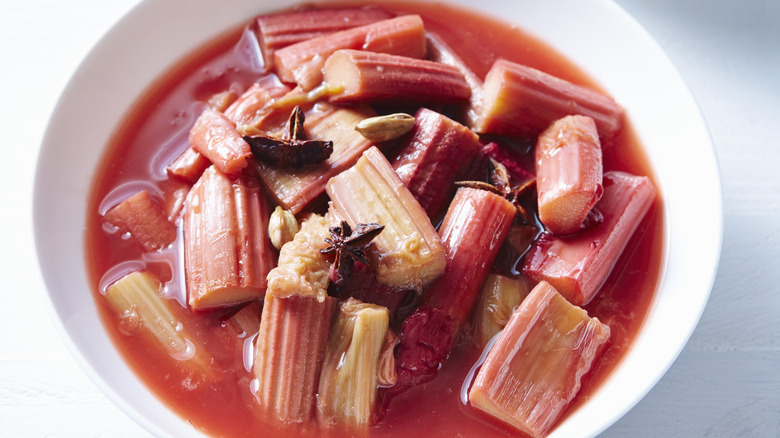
[184,166,275,310]
[255,104,376,214]
[104,271,212,371]
[523,171,656,305]
[266,213,333,302]
[104,190,176,252]
[254,289,338,425]
[392,108,482,218]
[469,281,610,438]
[256,7,393,68]
[536,115,603,234]
[326,146,446,290]
[472,59,623,139]
[473,273,530,347]
[394,187,515,389]
[225,301,262,336]
[274,15,427,90]
[189,108,253,175]
[322,50,470,104]
[317,298,391,429]
[223,78,292,136]
[167,147,211,183]
[425,32,483,125]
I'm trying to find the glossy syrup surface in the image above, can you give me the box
[86,2,664,437]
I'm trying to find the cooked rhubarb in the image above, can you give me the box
[103,190,176,252]
[392,108,482,218]
[274,15,427,90]
[322,49,470,104]
[394,187,515,388]
[266,213,333,302]
[254,288,338,425]
[425,32,483,125]
[183,166,275,310]
[317,298,391,429]
[207,90,239,112]
[481,141,535,182]
[523,171,656,305]
[472,59,623,139]
[188,108,253,175]
[166,147,211,183]
[255,6,393,69]
[326,146,446,290]
[327,261,410,320]
[255,103,376,214]
[104,271,212,371]
[468,281,610,438]
[536,115,604,235]
[473,273,530,347]
[223,79,292,136]
[225,301,263,336]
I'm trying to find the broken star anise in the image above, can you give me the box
[320,220,384,284]
[243,105,333,169]
[456,158,536,224]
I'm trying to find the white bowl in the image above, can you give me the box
[33,0,721,436]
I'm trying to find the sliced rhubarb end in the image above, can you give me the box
[184,166,275,310]
[166,147,211,184]
[469,281,610,437]
[254,290,338,425]
[522,171,657,305]
[536,115,603,235]
[322,49,470,104]
[392,107,482,218]
[474,59,623,140]
[104,190,176,252]
[188,108,252,175]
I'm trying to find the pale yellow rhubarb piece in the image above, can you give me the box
[104,271,212,371]
[469,281,611,438]
[255,103,377,214]
[317,298,391,429]
[473,274,530,347]
[326,146,446,290]
[184,166,275,310]
[254,288,338,425]
[536,115,604,235]
[265,213,332,302]
[225,301,262,336]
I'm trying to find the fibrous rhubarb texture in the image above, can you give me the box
[472,59,623,139]
[469,281,610,438]
[392,108,482,218]
[189,108,253,175]
[254,289,338,425]
[523,171,656,305]
[473,273,530,347]
[167,147,212,183]
[274,15,427,91]
[317,298,391,429]
[322,49,470,104]
[104,190,176,252]
[224,78,292,136]
[225,301,263,336]
[394,187,516,389]
[105,271,212,370]
[256,103,376,214]
[328,261,410,320]
[426,32,483,125]
[256,6,393,69]
[326,146,446,291]
[536,115,603,235]
[266,213,333,302]
[184,166,275,310]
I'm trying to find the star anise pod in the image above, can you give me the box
[320,220,384,284]
[243,105,333,169]
[456,158,536,224]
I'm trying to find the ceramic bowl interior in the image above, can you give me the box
[34,0,722,436]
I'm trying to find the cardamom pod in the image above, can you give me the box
[355,113,415,142]
[268,206,299,250]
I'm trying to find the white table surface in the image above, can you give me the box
[2,0,778,436]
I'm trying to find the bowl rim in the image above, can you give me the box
[33,0,722,436]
